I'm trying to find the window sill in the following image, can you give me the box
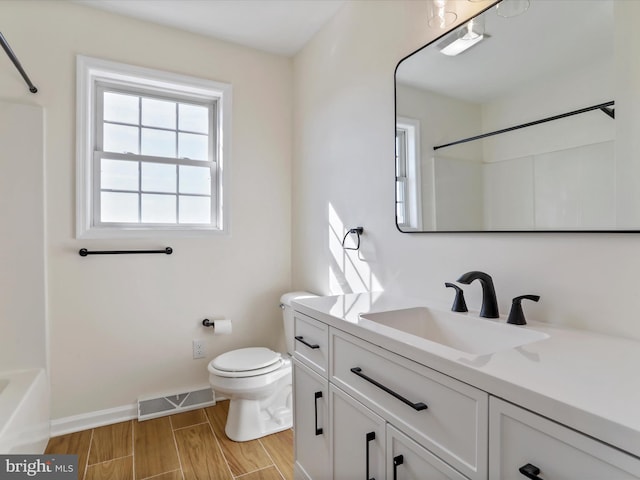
[76,226,229,240]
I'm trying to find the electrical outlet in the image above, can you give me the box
[192,339,206,359]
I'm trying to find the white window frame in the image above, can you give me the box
[396,117,423,230]
[76,55,232,238]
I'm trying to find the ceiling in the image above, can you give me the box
[74,0,346,56]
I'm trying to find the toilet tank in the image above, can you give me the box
[280,291,317,355]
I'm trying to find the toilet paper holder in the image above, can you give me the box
[202,318,233,335]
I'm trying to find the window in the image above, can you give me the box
[396,128,409,226]
[76,56,231,238]
[396,117,422,231]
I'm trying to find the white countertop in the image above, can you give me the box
[292,292,640,459]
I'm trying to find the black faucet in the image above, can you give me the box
[456,271,499,318]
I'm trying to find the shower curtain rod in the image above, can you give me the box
[0,32,37,93]
[433,101,615,151]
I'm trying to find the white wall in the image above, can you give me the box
[292,0,640,342]
[0,101,46,372]
[0,1,292,419]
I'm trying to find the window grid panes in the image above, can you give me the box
[101,89,210,161]
[96,84,215,227]
[97,156,214,226]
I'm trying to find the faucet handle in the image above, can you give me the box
[445,282,468,313]
[507,295,540,325]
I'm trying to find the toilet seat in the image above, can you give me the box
[209,347,283,378]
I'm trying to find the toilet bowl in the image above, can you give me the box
[208,347,292,442]
[207,291,316,442]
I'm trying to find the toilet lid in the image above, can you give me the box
[212,347,281,372]
[208,358,286,378]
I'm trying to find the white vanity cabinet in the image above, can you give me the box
[489,397,640,480]
[293,299,640,480]
[293,311,487,480]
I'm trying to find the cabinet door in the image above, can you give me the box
[330,385,386,480]
[387,425,468,480]
[294,360,330,480]
[489,397,640,480]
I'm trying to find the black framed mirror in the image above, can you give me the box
[394,0,640,232]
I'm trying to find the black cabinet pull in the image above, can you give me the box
[519,463,543,480]
[350,367,428,411]
[365,432,376,480]
[295,335,320,349]
[393,455,404,480]
[314,391,323,435]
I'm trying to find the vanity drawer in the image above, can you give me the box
[331,328,488,480]
[294,312,329,377]
[489,397,640,480]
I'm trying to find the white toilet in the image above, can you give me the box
[208,291,316,442]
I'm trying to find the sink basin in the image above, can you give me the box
[359,307,549,356]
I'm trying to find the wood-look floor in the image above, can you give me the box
[45,400,293,480]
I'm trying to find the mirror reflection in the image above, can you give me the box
[394,0,640,232]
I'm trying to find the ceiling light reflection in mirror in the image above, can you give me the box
[427,0,457,29]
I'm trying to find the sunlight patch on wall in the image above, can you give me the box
[328,203,382,295]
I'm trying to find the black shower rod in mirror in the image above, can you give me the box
[433,101,614,151]
[79,247,173,257]
[0,32,37,93]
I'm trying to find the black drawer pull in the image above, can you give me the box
[295,335,320,349]
[519,463,543,480]
[350,367,428,411]
[314,391,323,436]
[366,432,375,480]
[393,455,404,480]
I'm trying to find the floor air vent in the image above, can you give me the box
[138,387,215,421]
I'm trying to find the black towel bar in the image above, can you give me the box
[79,247,173,256]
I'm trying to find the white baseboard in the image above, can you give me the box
[50,393,227,437]
[50,404,137,437]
